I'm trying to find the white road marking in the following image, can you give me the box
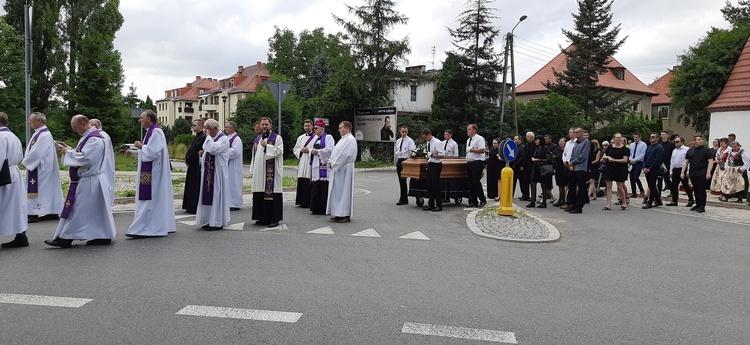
[174,215,193,220]
[400,231,430,240]
[260,224,289,231]
[401,322,517,344]
[351,228,381,237]
[0,293,92,308]
[225,222,246,231]
[175,305,302,323]
[179,220,196,226]
[307,226,335,235]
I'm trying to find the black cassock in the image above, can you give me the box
[182,131,206,213]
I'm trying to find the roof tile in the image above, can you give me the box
[707,38,750,112]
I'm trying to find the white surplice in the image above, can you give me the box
[54,128,116,240]
[326,133,357,217]
[250,134,284,193]
[0,127,27,237]
[196,131,230,227]
[100,130,115,203]
[293,132,314,179]
[127,128,176,236]
[227,133,244,208]
[22,125,64,216]
[311,134,335,181]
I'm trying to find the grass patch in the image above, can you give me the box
[283,176,297,187]
[169,144,188,161]
[115,154,139,171]
[285,157,392,169]
[115,190,136,197]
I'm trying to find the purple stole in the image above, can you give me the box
[310,133,328,178]
[27,128,50,198]
[61,130,103,219]
[138,123,158,200]
[259,132,278,200]
[202,132,225,205]
[229,133,239,147]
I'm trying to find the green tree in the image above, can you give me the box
[141,95,156,112]
[722,0,750,27]
[430,52,474,144]
[123,82,141,109]
[172,117,192,136]
[447,0,503,124]
[515,93,583,140]
[234,85,297,158]
[334,0,411,105]
[545,0,628,128]
[0,15,26,134]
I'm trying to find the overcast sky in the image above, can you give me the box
[1,0,734,101]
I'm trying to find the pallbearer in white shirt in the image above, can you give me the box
[45,115,116,248]
[422,129,445,212]
[394,126,415,205]
[126,110,176,238]
[196,119,231,231]
[23,112,63,223]
[225,121,244,211]
[293,119,315,208]
[441,129,459,157]
[0,113,29,249]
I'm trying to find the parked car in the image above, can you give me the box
[118,144,139,156]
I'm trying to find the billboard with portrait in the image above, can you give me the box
[353,107,397,142]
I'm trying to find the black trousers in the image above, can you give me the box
[310,180,329,215]
[566,169,576,205]
[519,166,531,198]
[572,170,589,210]
[513,167,526,198]
[670,168,693,204]
[658,163,671,191]
[396,158,408,203]
[645,170,661,204]
[630,162,644,194]
[690,174,708,207]
[467,161,486,205]
[427,162,443,208]
[296,177,311,207]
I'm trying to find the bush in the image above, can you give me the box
[174,134,194,147]
[169,144,188,160]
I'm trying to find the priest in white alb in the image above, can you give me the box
[196,119,230,231]
[225,121,244,211]
[293,119,315,208]
[45,115,116,248]
[327,121,357,223]
[0,113,29,249]
[23,112,64,223]
[309,119,334,215]
[127,110,176,238]
[90,118,115,204]
[251,117,283,227]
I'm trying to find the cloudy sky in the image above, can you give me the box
[2,0,734,101]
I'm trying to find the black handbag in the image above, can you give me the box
[538,164,554,177]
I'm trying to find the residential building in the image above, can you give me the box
[707,38,750,144]
[155,76,218,127]
[392,65,438,119]
[648,69,698,139]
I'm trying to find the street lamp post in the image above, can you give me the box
[221,95,228,122]
[499,15,527,137]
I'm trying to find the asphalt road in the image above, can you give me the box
[1,170,749,344]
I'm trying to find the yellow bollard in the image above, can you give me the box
[498,166,514,216]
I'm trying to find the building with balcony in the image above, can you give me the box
[155,76,218,127]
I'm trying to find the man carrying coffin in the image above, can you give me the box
[126,110,176,237]
[327,121,357,223]
[0,113,29,248]
[251,117,283,227]
[309,119,335,215]
[45,115,116,248]
[225,121,243,211]
[196,119,230,231]
[293,119,315,208]
[23,112,63,223]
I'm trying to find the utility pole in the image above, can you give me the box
[24,4,32,144]
[498,15,527,137]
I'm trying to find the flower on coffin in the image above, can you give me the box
[410,144,427,158]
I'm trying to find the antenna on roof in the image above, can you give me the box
[430,46,436,69]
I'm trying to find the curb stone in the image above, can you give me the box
[466,203,561,243]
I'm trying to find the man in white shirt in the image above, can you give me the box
[561,128,576,208]
[629,132,647,198]
[666,136,693,206]
[293,119,315,208]
[442,129,459,157]
[465,123,487,208]
[422,129,445,212]
[225,121,244,211]
[394,126,415,205]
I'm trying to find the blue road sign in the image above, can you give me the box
[501,139,518,162]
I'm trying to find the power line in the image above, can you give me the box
[513,41,559,60]
[514,36,561,55]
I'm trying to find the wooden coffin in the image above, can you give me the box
[400,157,469,179]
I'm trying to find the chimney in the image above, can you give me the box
[257,61,262,69]
[196,75,201,80]
[238,66,244,73]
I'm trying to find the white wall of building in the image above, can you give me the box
[392,82,435,114]
[709,111,750,143]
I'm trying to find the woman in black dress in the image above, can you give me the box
[601,133,630,210]
[486,138,502,200]
[527,135,552,208]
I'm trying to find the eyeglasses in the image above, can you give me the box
[313,127,319,130]
[674,140,681,143]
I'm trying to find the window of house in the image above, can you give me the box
[632,102,639,112]
[410,85,417,102]
[658,106,669,120]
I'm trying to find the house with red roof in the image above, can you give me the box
[515,45,658,120]
[648,69,698,139]
[156,76,219,127]
[706,38,750,145]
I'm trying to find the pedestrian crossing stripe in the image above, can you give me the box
[399,231,430,240]
[179,220,196,226]
[307,226,335,235]
[225,222,245,231]
[174,215,193,220]
[0,293,92,308]
[351,228,380,237]
[260,224,289,231]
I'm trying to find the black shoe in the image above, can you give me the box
[423,206,435,211]
[478,201,487,208]
[255,220,270,225]
[568,208,582,214]
[538,202,547,208]
[230,207,240,211]
[39,214,60,221]
[518,197,531,201]
[564,207,574,212]
[695,207,705,213]
[689,206,698,211]
[654,201,663,207]
[468,202,477,207]
[431,207,442,212]
[27,215,40,223]
[642,204,653,209]
[396,201,408,205]
[86,239,111,245]
[665,202,678,206]
[201,224,210,229]
[525,202,536,208]
[206,226,224,231]
[267,222,279,227]
[551,201,563,207]
[44,238,72,248]
[685,201,694,207]
[1,234,29,248]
